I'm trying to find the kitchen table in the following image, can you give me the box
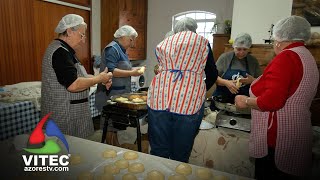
[0,134,254,179]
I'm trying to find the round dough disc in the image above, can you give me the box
[196,168,213,180]
[103,149,117,158]
[115,159,129,169]
[168,174,187,180]
[128,162,145,173]
[96,173,114,180]
[146,170,165,180]
[104,164,120,175]
[122,173,137,180]
[123,151,139,160]
[175,163,192,176]
[77,171,93,180]
[69,154,81,165]
[213,175,230,180]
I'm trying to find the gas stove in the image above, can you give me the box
[215,110,251,132]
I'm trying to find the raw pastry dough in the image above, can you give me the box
[123,151,139,160]
[141,95,147,102]
[236,78,242,88]
[132,98,144,103]
[103,149,117,158]
[104,164,120,175]
[97,173,114,180]
[196,168,213,180]
[213,175,230,180]
[115,97,129,102]
[122,173,137,180]
[115,159,129,169]
[175,163,192,176]
[168,174,187,180]
[77,171,93,180]
[70,154,81,165]
[128,162,145,173]
[128,95,141,100]
[137,66,145,74]
[146,170,165,180]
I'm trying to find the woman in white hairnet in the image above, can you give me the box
[210,33,261,110]
[235,16,319,179]
[41,14,113,138]
[95,25,144,146]
[147,17,218,162]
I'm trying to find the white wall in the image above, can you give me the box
[231,0,320,44]
[145,0,234,85]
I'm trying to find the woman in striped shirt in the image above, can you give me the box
[147,17,218,162]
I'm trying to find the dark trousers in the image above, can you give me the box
[255,148,301,180]
[147,105,204,163]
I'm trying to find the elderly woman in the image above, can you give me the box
[95,25,144,145]
[211,33,261,109]
[41,14,113,138]
[235,16,319,179]
[147,17,218,162]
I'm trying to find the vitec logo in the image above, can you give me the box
[22,113,70,172]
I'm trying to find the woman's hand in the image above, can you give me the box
[131,66,146,76]
[240,73,255,85]
[235,95,248,109]
[226,80,239,94]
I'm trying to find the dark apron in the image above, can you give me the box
[211,55,250,110]
[95,41,132,112]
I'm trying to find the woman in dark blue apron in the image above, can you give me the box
[212,54,250,105]
[210,33,261,110]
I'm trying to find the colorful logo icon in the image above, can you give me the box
[24,113,69,154]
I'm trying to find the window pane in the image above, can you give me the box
[196,12,206,20]
[197,22,205,32]
[198,32,205,38]
[205,22,215,32]
[186,13,195,19]
[206,14,216,19]
[175,15,185,20]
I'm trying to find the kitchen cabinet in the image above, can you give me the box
[101,0,147,60]
[224,44,320,126]
[212,34,230,62]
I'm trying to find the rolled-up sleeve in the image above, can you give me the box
[104,47,119,72]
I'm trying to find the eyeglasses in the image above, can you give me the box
[79,31,86,39]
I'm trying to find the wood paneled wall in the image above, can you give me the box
[0,0,91,86]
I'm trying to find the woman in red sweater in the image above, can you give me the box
[235,16,319,179]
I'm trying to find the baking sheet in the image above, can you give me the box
[55,136,253,180]
[110,93,147,110]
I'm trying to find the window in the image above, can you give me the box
[172,11,216,47]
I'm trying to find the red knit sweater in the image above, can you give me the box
[251,42,304,147]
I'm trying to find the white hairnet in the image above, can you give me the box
[114,25,138,38]
[173,17,197,33]
[272,15,311,42]
[55,14,86,33]
[233,33,252,48]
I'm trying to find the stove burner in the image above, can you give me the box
[215,110,251,132]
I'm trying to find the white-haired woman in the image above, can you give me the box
[95,25,144,146]
[235,16,319,179]
[41,14,113,138]
[147,17,218,162]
